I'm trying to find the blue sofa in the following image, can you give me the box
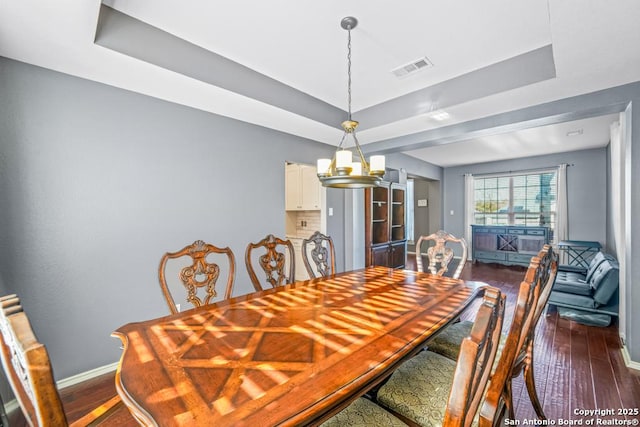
[547,251,619,326]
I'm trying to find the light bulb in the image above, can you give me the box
[370,155,385,173]
[336,150,352,168]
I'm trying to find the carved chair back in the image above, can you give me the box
[0,295,122,427]
[532,245,558,322]
[478,246,557,425]
[444,287,506,426]
[302,231,336,278]
[511,245,558,420]
[415,230,469,279]
[159,240,236,314]
[245,234,295,291]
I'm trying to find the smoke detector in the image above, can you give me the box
[391,56,434,78]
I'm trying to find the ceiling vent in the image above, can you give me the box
[391,56,434,78]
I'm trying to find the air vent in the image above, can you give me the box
[391,56,434,78]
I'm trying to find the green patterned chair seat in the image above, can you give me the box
[428,321,506,366]
[320,397,407,427]
[428,320,474,360]
[320,351,468,427]
[376,350,458,427]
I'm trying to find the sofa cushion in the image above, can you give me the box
[549,291,599,309]
[590,260,619,307]
[552,277,592,296]
[553,257,619,309]
[585,253,616,283]
[556,270,588,283]
[557,307,612,327]
[557,252,612,283]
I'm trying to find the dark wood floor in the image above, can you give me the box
[6,260,640,425]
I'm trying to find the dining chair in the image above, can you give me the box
[245,234,295,291]
[427,245,558,421]
[415,230,469,279]
[301,231,336,278]
[509,245,558,420]
[321,287,506,427]
[158,240,236,314]
[0,295,125,427]
[477,249,557,425]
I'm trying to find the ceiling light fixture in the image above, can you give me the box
[430,111,450,121]
[317,17,385,189]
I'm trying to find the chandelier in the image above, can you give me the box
[317,17,385,189]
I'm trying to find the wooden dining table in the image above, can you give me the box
[112,266,488,426]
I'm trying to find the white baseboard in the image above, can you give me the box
[3,399,19,418]
[57,361,119,389]
[3,362,119,416]
[621,343,640,372]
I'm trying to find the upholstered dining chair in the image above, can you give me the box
[158,240,236,314]
[245,234,295,291]
[0,295,126,427]
[321,287,506,427]
[415,230,469,279]
[428,245,558,421]
[302,231,336,278]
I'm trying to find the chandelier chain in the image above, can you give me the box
[347,26,352,120]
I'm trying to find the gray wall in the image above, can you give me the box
[408,179,431,253]
[627,102,639,364]
[384,152,443,182]
[428,181,442,235]
[442,148,608,248]
[0,57,343,379]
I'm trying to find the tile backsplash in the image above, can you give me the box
[286,210,321,238]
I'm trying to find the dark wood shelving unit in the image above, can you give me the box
[365,182,407,268]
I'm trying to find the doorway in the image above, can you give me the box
[406,177,441,254]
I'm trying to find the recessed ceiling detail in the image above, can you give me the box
[356,45,557,131]
[95,5,556,136]
[95,5,344,128]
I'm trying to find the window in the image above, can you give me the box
[473,170,557,240]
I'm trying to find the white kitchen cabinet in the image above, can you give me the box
[290,237,310,281]
[285,163,321,210]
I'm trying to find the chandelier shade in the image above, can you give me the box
[317,17,385,189]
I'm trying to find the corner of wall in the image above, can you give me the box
[621,341,640,372]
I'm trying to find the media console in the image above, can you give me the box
[471,225,550,267]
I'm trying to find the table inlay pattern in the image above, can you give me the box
[114,267,485,426]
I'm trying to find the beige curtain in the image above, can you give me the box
[464,173,474,260]
[555,164,568,243]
